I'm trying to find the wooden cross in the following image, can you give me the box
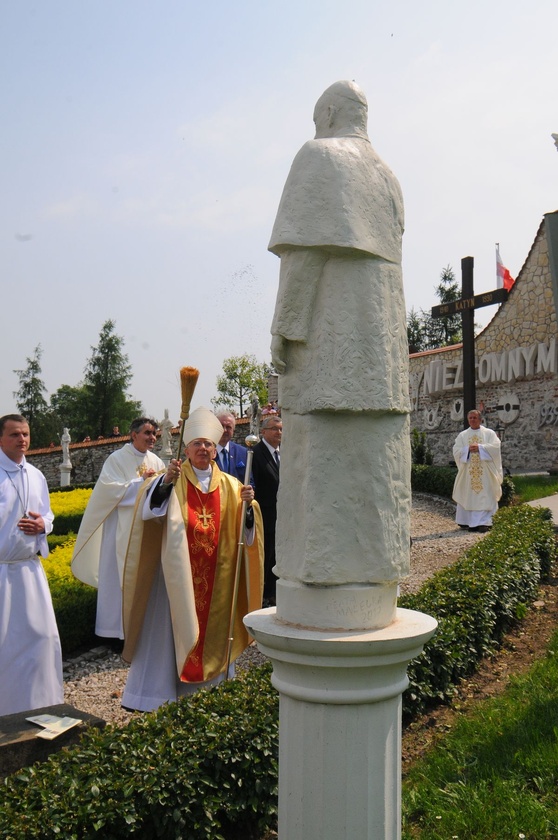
[431,257,508,428]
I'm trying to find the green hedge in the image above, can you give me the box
[50,577,97,653]
[42,539,98,655]
[51,512,85,536]
[0,666,278,840]
[50,483,96,493]
[400,504,556,718]
[2,504,554,838]
[411,464,457,497]
[411,464,515,506]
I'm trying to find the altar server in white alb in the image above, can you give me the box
[71,417,165,640]
[452,409,503,532]
[0,414,63,715]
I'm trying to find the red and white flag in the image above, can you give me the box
[496,244,514,291]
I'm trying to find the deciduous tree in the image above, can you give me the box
[50,384,90,441]
[212,354,271,417]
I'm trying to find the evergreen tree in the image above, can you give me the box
[407,308,426,354]
[82,320,142,437]
[212,354,271,417]
[407,265,463,352]
[13,345,58,447]
[410,428,434,465]
[431,264,462,346]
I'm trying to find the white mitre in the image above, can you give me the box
[182,406,223,446]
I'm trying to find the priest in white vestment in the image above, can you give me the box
[71,418,165,639]
[452,410,503,531]
[0,414,63,715]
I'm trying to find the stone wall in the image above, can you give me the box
[26,437,152,488]
[410,212,558,472]
[26,419,252,489]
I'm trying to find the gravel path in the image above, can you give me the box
[63,494,483,727]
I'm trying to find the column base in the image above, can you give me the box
[276,578,398,632]
[244,607,437,840]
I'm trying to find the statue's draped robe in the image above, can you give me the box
[452,426,503,527]
[71,445,165,638]
[269,135,410,584]
[121,462,263,711]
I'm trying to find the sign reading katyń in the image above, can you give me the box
[431,287,509,318]
[416,337,558,397]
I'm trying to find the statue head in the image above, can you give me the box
[313,80,368,140]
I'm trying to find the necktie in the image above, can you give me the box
[274,450,280,467]
[221,449,229,472]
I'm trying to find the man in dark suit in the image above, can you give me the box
[215,412,249,483]
[252,415,282,604]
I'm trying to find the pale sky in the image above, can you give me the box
[2,0,557,429]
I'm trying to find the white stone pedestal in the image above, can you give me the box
[245,607,437,840]
[59,464,71,487]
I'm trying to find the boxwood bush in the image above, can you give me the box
[45,488,97,652]
[2,504,554,838]
[0,665,278,840]
[401,504,556,719]
[411,464,515,506]
[411,464,458,498]
[43,538,97,654]
[50,575,97,653]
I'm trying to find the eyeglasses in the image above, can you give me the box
[190,440,215,449]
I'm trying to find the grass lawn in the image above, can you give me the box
[402,623,558,839]
[402,475,558,838]
[512,474,558,503]
[402,475,558,840]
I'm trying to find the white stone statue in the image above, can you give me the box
[247,395,262,439]
[269,81,410,618]
[61,427,71,467]
[59,427,72,486]
[159,409,174,465]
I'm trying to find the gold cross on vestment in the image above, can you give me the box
[197,507,213,527]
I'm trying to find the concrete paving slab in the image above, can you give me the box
[525,493,558,529]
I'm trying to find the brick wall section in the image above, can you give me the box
[409,214,558,472]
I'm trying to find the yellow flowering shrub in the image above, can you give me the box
[42,535,97,653]
[49,488,93,535]
[50,488,93,517]
[42,537,76,581]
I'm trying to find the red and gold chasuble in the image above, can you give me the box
[177,463,264,684]
[181,481,221,681]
